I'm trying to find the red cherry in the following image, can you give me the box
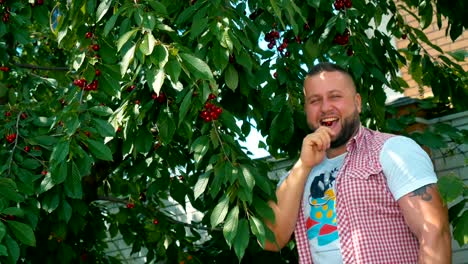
[41,170,48,175]
[0,66,9,72]
[84,131,91,137]
[135,100,140,105]
[273,72,278,78]
[5,111,11,117]
[344,0,352,8]
[153,219,159,225]
[347,48,354,56]
[156,92,166,103]
[95,69,101,76]
[6,215,15,220]
[402,34,407,39]
[36,0,44,5]
[92,44,100,51]
[126,203,135,209]
[208,93,217,100]
[304,24,310,30]
[85,32,93,39]
[24,146,30,152]
[20,113,27,119]
[127,85,135,92]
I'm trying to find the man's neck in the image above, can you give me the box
[327,144,348,159]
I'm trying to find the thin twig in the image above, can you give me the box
[13,63,69,71]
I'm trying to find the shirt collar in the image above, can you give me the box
[346,124,365,151]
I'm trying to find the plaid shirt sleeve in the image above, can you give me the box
[295,204,313,264]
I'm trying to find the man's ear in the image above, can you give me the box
[355,93,362,113]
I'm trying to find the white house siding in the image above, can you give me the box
[420,110,468,263]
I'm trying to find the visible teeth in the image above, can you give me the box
[321,117,337,122]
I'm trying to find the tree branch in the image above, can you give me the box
[13,62,69,71]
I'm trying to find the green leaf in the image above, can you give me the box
[190,14,208,40]
[0,179,23,203]
[0,244,6,256]
[210,195,229,227]
[152,44,169,69]
[148,1,168,16]
[249,215,266,247]
[194,171,211,200]
[412,28,443,53]
[190,135,210,165]
[21,159,41,170]
[223,205,239,247]
[453,210,468,246]
[58,200,73,223]
[225,64,239,91]
[96,0,112,22]
[180,53,214,80]
[140,33,156,55]
[51,162,67,185]
[7,221,36,247]
[85,139,113,161]
[165,58,181,83]
[104,13,119,37]
[120,44,136,76]
[157,108,176,144]
[2,208,24,218]
[147,68,165,95]
[38,174,55,194]
[178,89,193,126]
[42,191,60,213]
[5,234,20,263]
[447,50,467,62]
[93,118,116,137]
[50,140,69,164]
[64,162,83,199]
[134,129,153,154]
[0,222,5,241]
[89,105,114,116]
[270,107,294,144]
[438,174,464,203]
[239,165,255,193]
[101,72,121,96]
[233,219,250,261]
[269,0,285,29]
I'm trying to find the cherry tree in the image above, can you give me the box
[0,0,466,263]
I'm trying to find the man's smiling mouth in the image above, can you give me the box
[321,117,338,127]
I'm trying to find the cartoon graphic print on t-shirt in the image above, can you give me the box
[306,167,339,246]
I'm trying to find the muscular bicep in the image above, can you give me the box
[398,183,448,239]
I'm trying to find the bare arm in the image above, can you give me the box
[264,127,333,251]
[398,183,452,264]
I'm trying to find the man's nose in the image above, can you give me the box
[320,99,332,112]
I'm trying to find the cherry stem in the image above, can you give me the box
[7,111,22,176]
[212,123,232,164]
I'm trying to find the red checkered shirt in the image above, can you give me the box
[294,126,419,263]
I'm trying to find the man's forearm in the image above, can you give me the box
[418,228,452,264]
[264,160,312,251]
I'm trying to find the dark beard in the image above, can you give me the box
[309,110,361,149]
[330,111,360,148]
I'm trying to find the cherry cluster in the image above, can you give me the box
[199,94,222,122]
[1,5,9,23]
[152,92,167,103]
[0,66,9,72]
[73,78,99,91]
[333,28,350,45]
[5,133,16,143]
[334,0,352,10]
[265,30,280,49]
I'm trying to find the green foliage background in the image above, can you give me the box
[0,0,466,263]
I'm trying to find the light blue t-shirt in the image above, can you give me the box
[280,135,438,264]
